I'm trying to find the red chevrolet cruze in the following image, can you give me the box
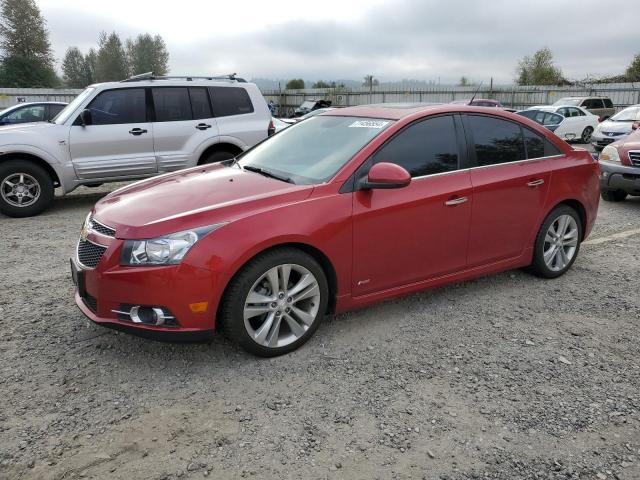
[72,104,600,356]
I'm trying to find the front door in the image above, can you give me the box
[352,115,472,296]
[70,88,156,179]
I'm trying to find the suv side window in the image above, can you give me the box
[371,115,459,177]
[209,87,254,117]
[152,87,192,122]
[188,87,212,119]
[603,98,613,108]
[467,115,525,166]
[86,88,146,125]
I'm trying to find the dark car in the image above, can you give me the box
[516,109,564,132]
[598,125,640,202]
[0,102,67,126]
[293,99,332,117]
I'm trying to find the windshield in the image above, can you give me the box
[553,98,581,106]
[53,87,95,124]
[299,101,316,109]
[610,106,640,122]
[238,116,393,184]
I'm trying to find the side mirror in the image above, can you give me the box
[79,109,92,126]
[632,122,639,131]
[358,162,411,190]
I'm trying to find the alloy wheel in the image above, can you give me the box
[243,263,321,348]
[581,127,593,143]
[543,214,578,271]
[1,172,41,208]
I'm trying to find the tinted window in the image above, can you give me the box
[517,110,537,120]
[584,99,604,109]
[189,87,212,119]
[603,98,613,108]
[467,115,525,166]
[523,129,544,159]
[210,87,254,117]
[544,112,563,126]
[5,105,45,122]
[572,107,585,117]
[48,104,65,119]
[372,115,459,177]
[87,89,146,125]
[152,88,192,122]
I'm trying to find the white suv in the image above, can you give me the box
[0,74,273,217]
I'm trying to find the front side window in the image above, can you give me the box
[467,115,525,166]
[238,116,392,184]
[210,87,254,117]
[86,88,146,125]
[152,87,192,122]
[5,105,45,122]
[371,115,459,177]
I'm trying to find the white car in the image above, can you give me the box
[591,104,640,151]
[0,73,273,217]
[527,105,599,143]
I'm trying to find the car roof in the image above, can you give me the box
[322,103,527,120]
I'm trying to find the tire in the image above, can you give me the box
[200,150,236,165]
[581,126,594,143]
[601,189,627,202]
[527,205,583,279]
[0,160,54,218]
[219,248,329,357]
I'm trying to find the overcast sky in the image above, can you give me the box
[38,0,638,84]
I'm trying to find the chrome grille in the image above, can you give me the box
[77,239,107,269]
[89,217,115,237]
[629,151,640,167]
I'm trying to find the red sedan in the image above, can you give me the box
[71,104,600,356]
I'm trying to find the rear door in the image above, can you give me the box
[150,86,219,172]
[352,114,472,295]
[463,114,558,266]
[69,88,156,179]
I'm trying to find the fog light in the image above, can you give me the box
[112,305,178,326]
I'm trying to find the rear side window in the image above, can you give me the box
[188,87,212,119]
[152,87,192,122]
[603,98,613,108]
[467,115,525,166]
[48,104,65,120]
[210,87,254,117]
[372,115,459,177]
[524,128,562,159]
[86,88,146,125]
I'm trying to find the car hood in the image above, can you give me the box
[93,164,315,239]
[597,120,632,134]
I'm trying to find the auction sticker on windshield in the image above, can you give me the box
[348,120,390,129]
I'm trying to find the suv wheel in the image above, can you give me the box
[601,189,627,202]
[219,248,329,357]
[527,205,583,279]
[201,150,236,165]
[0,160,54,217]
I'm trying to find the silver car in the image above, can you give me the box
[591,104,640,151]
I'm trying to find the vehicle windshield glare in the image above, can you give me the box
[300,101,316,109]
[610,106,640,122]
[238,116,393,184]
[53,87,95,124]
[553,98,581,106]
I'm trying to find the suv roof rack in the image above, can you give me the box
[121,72,246,83]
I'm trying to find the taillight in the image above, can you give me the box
[268,119,275,137]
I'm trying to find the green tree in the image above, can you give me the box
[362,74,379,91]
[516,47,563,85]
[626,53,640,82]
[0,0,57,87]
[458,76,471,86]
[95,31,128,82]
[286,78,305,89]
[312,80,330,88]
[62,47,87,87]
[83,48,97,85]
[126,33,169,76]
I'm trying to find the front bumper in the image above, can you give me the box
[599,160,640,195]
[592,133,627,150]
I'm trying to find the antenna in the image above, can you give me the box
[469,81,484,105]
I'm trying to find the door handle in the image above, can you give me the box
[527,179,545,187]
[129,128,147,136]
[444,196,468,206]
[196,123,212,130]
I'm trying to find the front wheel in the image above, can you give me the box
[527,205,583,279]
[581,126,594,143]
[0,160,54,218]
[219,248,329,357]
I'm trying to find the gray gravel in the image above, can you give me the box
[1,161,639,479]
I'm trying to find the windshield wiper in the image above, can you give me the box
[243,164,294,184]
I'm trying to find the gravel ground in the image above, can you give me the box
[1,149,639,480]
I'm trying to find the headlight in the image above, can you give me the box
[599,145,620,163]
[121,224,225,266]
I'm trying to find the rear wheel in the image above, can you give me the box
[200,149,236,165]
[581,126,594,143]
[601,189,627,202]
[0,160,54,217]
[528,205,582,279]
[219,248,329,357]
